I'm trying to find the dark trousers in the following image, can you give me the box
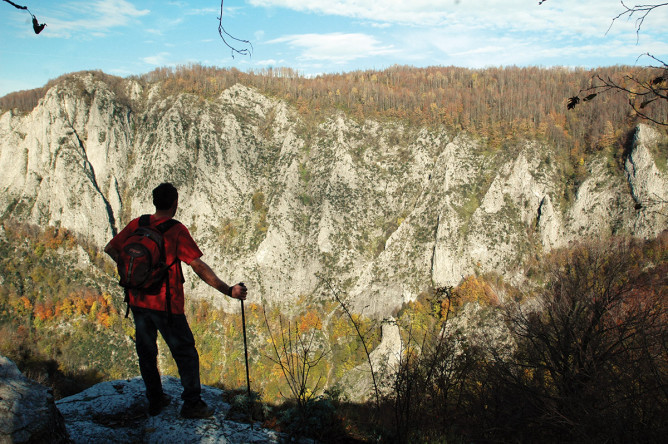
[131,307,201,404]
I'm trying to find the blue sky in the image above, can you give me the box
[1,1,667,97]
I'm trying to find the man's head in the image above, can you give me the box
[153,183,178,211]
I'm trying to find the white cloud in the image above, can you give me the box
[143,52,171,66]
[43,0,150,38]
[268,32,397,63]
[250,0,455,26]
[255,59,289,66]
[184,8,220,16]
[366,22,392,29]
[166,1,217,16]
[409,22,668,69]
[249,1,667,37]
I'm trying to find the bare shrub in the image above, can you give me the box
[499,235,668,442]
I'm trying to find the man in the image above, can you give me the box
[105,182,247,418]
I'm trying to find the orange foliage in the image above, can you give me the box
[96,311,112,328]
[25,290,120,328]
[33,302,55,321]
[298,310,323,333]
[453,276,500,307]
[20,296,32,310]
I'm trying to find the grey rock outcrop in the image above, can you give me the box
[1,73,666,317]
[0,356,69,444]
[338,319,402,403]
[625,124,668,237]
[56,376,280,443]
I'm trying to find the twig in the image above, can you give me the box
[218,0,252,58]
[323,278,381,409]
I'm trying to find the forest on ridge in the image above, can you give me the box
[3,64,666,156]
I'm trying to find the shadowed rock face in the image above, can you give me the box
[0,356,69,443]
[1,73,666,317]
[55,376,279,443]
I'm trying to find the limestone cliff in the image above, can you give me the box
[1,72,666,316]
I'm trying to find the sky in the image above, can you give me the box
[1,0,667,97]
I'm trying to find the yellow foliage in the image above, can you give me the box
[453,275,499,307]
[298,310,322,333]
[89,301,99,317]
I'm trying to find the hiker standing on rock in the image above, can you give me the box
[104,182,247,418]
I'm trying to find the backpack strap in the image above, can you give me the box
[138,214,179,231]
[155,218,181,322]
[155,219,180,267]
[139,214,151,227]
[156,218,180,233]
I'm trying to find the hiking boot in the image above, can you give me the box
[180,399,215,419]
[148,393,171,416]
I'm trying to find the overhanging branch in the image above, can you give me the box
[218,0,252,58]
[3,0,46,34]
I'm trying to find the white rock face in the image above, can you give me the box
[625,124,668,238]
[1,73,666,317]
[56,376,280,444]
[338,319,403,402]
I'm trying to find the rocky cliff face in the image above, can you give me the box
[1,73,666,316]
[0,356,69,443]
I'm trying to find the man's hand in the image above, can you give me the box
[230,283,247,300]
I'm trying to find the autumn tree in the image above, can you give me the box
[262,306,328,409]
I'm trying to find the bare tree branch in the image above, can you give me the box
[218,0,252,58]
[261,305,327,408]
[322,277,381,410]
[569,55,667,125]
[558,0,668,125]
[3,0,46,34]
[607,1,668,40]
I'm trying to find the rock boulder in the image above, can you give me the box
[56,376,280,443]
[0,356,69,444]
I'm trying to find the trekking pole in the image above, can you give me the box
[240,297,253,429]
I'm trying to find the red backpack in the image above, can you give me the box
[117,215,180,314]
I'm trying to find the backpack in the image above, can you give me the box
[117,215,180,315]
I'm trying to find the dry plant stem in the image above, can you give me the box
[261,306,325,408]
[324,279,381,410]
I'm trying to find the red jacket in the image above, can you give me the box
[108,215,203,314]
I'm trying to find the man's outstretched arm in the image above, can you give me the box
[189,258,247,300]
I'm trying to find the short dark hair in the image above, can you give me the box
[152,183,178,210]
